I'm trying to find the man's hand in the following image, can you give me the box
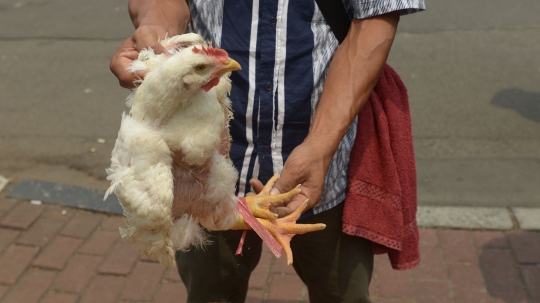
[269,142,328,218]
[110,0,189,88]
[247,141,329,218]
[110,25,170,89]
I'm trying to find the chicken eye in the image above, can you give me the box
[195,65,207,72]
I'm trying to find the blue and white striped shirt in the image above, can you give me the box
[187,0,424,216]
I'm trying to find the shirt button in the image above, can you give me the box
[263,146,271,154]
[265,82,272,91]
[269,17,277,25]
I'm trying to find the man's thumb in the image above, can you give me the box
[144,41,169,56]
[270,174,295,195]
[269,188,281,195]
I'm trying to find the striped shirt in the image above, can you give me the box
[187,0,425,216]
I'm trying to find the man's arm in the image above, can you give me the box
[110,0,190,88]
[269,11,401,217]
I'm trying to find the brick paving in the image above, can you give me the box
[0,197,539,303]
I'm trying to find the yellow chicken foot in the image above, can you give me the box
[232,200,325,265]
[243,174,300,220]
[257,173,280,195]
[232,174,326,264]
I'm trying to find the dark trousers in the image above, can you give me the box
[175,202,373,303]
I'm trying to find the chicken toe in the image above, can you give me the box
[244,173,301,220]
[258,200,325,265]
[233,174,326,265]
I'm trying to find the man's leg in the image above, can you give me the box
[175,229,263,303]
[291,202,374,303]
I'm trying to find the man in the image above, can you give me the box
[110,1,424,302]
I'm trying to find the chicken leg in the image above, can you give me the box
[232,174,326,264]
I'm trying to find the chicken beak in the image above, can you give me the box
[218,59,242,74]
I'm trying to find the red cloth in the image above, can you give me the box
[342,64,420,270]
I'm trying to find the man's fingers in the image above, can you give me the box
[114,68,147,89]
[111,41,151,89]
[122,50,140,60]
[111,38,138,88]
[271,173,297,197]
[135,39,169,55]
[273,197,304,218]
[133,70,149,80]
[269,188,281,195]
[111,54,147,89]
[132,25,170,55]
[275,193,306,218]
[111,25,169,89]
[150,42,169,55]
[273,207,291,218]
[249,179,264,194]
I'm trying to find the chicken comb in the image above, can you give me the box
[192,46,229,61]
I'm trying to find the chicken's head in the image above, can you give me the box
[155,45,241,97]
[130,38,242,121]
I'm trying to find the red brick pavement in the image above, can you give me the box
[0,197,539,303]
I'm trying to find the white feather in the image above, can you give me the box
[105,112,176,267]
[171,214,211,251]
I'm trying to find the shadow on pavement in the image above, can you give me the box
[478,232,534,303]
[491,88,540,123]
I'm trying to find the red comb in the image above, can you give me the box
[192,46,229,61]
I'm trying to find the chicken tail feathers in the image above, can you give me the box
[120,223,176,268]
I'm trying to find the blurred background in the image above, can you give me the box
[0,0,539,211]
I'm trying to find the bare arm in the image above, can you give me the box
[110,0,190,88]
[268,11,401,217]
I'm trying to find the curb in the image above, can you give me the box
[417,205,540,230]
[7,179,123,215]
[3,178,540,231]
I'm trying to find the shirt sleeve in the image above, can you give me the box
[350,0,426,19]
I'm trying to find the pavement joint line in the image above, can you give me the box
[506,206,520,229]
[3,179,540,231]
[511,207,540,230]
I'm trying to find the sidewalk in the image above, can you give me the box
[0,197,538,303]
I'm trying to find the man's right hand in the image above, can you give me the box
[110,0,189,88]
[110,25,170,89]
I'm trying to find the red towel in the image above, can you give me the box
[342,64,420,270]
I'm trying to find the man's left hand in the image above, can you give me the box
[268,141,329,218]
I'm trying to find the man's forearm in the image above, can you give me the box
[304,12,400,161]
[128,0,189,35]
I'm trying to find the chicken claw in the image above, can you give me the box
[233,174,326,265]
[258,200,325,265]
[244,174,301,220]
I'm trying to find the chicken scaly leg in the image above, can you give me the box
[232,174,326,265]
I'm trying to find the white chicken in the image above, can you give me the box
[105,33,325,268]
